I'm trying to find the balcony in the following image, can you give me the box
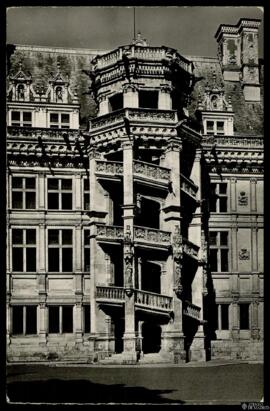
[96,286,125,306]
[90,108,177,134]
[135,289,172,313]
[134,226,171,248]
[7,126,79,140]
[182,238,200,260]
[96,160,123,180]
[95,286,172,315]
[183,300,201,321]
[96,224,124,243]
[133,160,170,187]
[180,174,198,201]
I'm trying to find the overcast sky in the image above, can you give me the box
[6,6,264,58]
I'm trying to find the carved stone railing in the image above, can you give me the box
[90,108,177,131]
[183,300,201,321]
[96,224,124,241]
[133,160,170,183]
[96,160,123,176]
[96,286,125,302]
[7,126,79,140]
[135,289,172,312]
[180,174,198,200]
[182,238,200,259]
[203,135,263,147]
[134,226,171,247]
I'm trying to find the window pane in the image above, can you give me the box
[12,306,23,335]
[26,229,36,244]
[48,248,59,271]
[25,178,36,189]
[12,192,23,208]
[206,121,214,130]
[50,113,58,123]
[23,112,32,122]
[13,248,23,271]
[48,179,58,190]
[62,248,73,272]
[26,248,36,272]
[26,306,37,334]
[209,232,217,246]
[240,304,250,330]
[26,192,36,209]
[83,305,90,333]
[48,230,59,245]
[12,229,23,244]
[221,249,228,272]
[84,249,90,272]
[50,125,59,129]
[221,305,229,330]
[62,306,73,333]
[217,121,224,131]
[48,193,59,209]
[62,193,72,209]
[61,114,70,123]
[49,306,60,333]
[220,197,227,212]
[11,111,20,121]
[220,232,228,246]
[84,194,90,210]
[61,179,72,190]
[84,230,90,245]
[84,179,90,191]
[219,183,227,194]
[210,249,218,272]
[62,230,72,245]
[12,177,23,188]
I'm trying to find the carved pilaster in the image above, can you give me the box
[172,225,183,298]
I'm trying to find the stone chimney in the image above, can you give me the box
[215,18,261,102]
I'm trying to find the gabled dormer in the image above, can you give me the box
[7,62,38,102]
[196,72,234,136]
[7,61,80,129]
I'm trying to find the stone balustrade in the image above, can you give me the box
[182,238,200,259]
[183,300,201,321]
[135,289,172,311]
[133,160,170,182]
[180,173,198,199]
[96,286,125,301]
[96,225,124,241]
[134,226,171,246]
[96,160,123,175]
[90,108,177,131]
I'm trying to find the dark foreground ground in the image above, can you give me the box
[6,362,263,405]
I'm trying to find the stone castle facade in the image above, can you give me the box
[6,18,263,364]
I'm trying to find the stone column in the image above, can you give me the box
[38,173,46,210]
[231,297,240,340]
[189,149,206,362]
[74,225,83,343]
[123,84,138,108]
[98,95,109,116]
[75,303,83,344]
[161,137,185,363]
[38,223,47,345]
[74,174,82,210]
[250,178,257,212]
[230,178,237,212]
[158,85,172,110]
[251,300,260,340]
[122,138,137,362]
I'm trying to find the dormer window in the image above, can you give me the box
[17,85,25,101]
[55,86,63,102]
[49,113,70,129]
[11,111,32,127]
[206,120,225,135]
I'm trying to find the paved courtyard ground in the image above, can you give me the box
[6,362,263,405]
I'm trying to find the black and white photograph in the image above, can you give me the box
[5,5,265,406]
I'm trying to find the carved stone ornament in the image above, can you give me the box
[172,226,183,263]
[239,248,250,260]
[238,191,248,206]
